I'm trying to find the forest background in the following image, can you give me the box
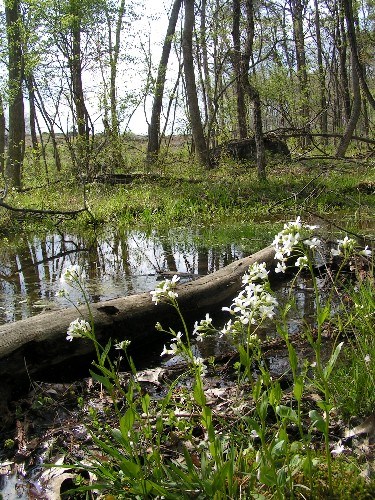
[0,0,373,191]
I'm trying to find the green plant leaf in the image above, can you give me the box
[276,405,298,423]
[271,439,286,459]
[141,393,151,414]
[257,391,269,421]
[323,341,344,379]
[120,408,136,437]
[119,458,141,479]
[293,376,304,402]
[89,370,112,391]
[309,409,325,433]
[258,463,277,487]
[193,381,206,406]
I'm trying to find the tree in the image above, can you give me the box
[341,0,375,110]
[182,0,211,167]
[0,95,5,174]
[313,0,328,140]
[336,53,361,156]
[289,0,310,145]
[232,0,248,139]
[147,0,183,164]
[232,0,266,180]
[5,0,25,189]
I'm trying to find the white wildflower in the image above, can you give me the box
[364,354,371,365]
[151,275,180,305]
[331,247,341,257]
[193,356,207,377]
[61,265,85,285]
[115,340,131,350]
[359,245,372,256]
[275,261,287,274]
[339,236,356,250]
[331,236,357,258]
[243,262,269,283]
[303,237,321,249]
[295,256,309,268]
[193,313,215,341]
[160,331,183,357]
[66,318,91,341]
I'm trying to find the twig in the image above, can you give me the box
[0,200,87,217]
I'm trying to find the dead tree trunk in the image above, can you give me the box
[0,247,276,387]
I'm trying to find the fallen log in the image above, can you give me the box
[0,246,276,391]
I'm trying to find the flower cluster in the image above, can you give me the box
[220,262,278,344]
[150,275,180,305]
[160,331,183,357]
[193,356,208,377]
[193,313,216,342]
[66,318,91,341]
[272,217,321,273]
[115,340,132,351]
[330,236,368,258]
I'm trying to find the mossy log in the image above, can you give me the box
[0,246,276,388]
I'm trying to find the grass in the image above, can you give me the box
[1,142,374,241]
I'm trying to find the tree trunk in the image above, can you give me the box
[232,0,248,139]
[147,0,183,164]
[290,0,310,146]
[313,0,328,141]
[69,0,90,170]
[336,53,361,157]
[0,246,276,386]
[25,74,39,150]
[0,95,5,174]
[337,5,351,122]
[242,0,267,181]
[5,0,25,189]
[34,81,62,172]
[200,0,214,140]
[182,0,211,167]
[108,0,126,137]
[341,0,375,110]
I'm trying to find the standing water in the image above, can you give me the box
[0,228,246,325]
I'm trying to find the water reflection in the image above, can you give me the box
[0,229,246,325]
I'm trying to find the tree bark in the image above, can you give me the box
[232,0,248,139]
[337,4,351,122]
[313,0,328,141]
[289,0,310,147]
[200,0,214,137]
[69,0,90,169]
[341,0,375,110]
[242,0,267,181]
[0,95,5,173]
[182,0,211,167]
[336,53,361,157]
[147,0,183,164]
[5,0,25,189]
[25,74,39,150]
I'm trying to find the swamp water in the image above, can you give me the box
[0,227,326,364]
[0,228,246,325]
